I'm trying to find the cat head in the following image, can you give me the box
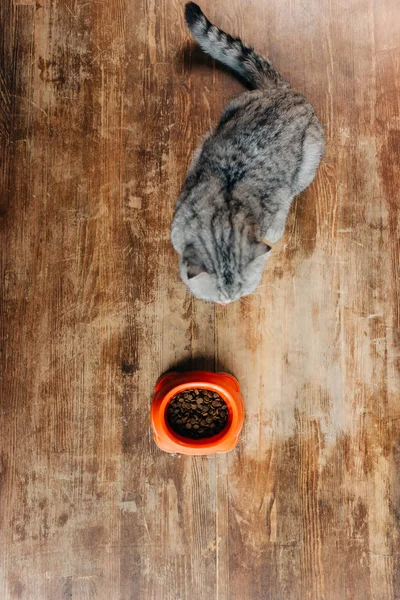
[175,221,270,304]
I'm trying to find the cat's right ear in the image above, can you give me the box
[182,245,207,280]
[186,262,207,279]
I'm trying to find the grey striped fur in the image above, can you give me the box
[171,2,325,304]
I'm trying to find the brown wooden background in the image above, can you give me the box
[1,0,399,598]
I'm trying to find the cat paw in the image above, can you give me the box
[264,222,285,243]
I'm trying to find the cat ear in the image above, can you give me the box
[246,224,271,256]
[182,245,207,280]
[254,241,271,257]
[186,262,207,279]
[251,240,271,260]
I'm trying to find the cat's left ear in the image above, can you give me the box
[254,241,271,257]
[247,224,271,257]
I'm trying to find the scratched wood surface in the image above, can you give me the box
[1,0,399,598]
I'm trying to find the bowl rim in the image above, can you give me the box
[150,371,244,454]
[158,380,239,450]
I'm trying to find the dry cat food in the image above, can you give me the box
[167,389,228,439]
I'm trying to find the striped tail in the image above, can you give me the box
[184,3,287,90]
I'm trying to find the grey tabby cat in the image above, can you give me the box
[171,2,325,304]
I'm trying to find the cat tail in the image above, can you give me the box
[184,3,288,90]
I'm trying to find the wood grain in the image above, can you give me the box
[1,0,399,598]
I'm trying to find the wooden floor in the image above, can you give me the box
[1,0,400,598]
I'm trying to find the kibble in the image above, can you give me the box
[167,389,229,439]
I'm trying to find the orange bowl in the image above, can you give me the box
[150,371,244,455]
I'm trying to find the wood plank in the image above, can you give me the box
[0,0,399,598]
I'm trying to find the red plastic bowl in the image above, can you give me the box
[150,371,244,455]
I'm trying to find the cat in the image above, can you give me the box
[171,2,325,304]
